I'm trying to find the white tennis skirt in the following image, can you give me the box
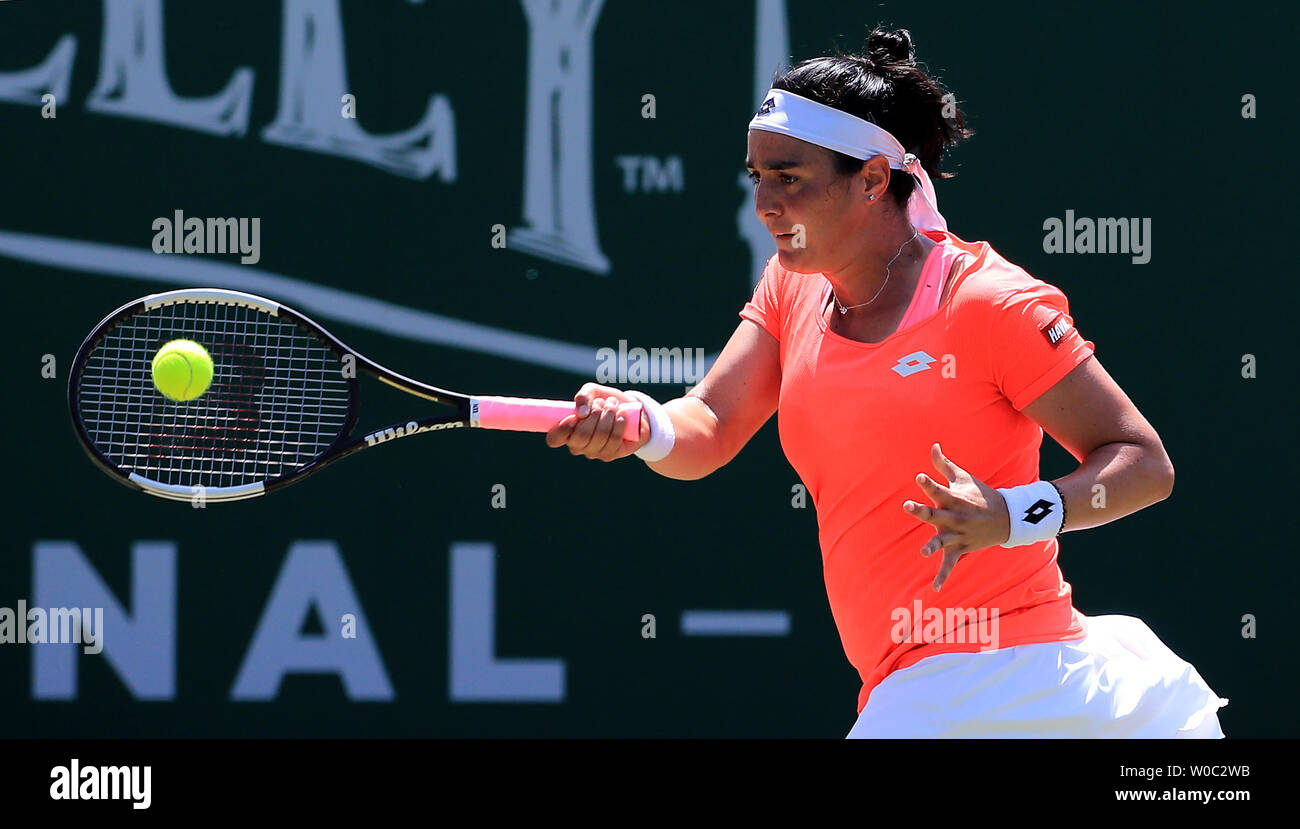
[847,614,1228,738]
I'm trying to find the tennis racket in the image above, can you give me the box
[69,288,640,503]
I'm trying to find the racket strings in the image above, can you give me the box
[77,301,352,489]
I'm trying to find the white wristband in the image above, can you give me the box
[997,480,1065,547]
[624,390,676,462]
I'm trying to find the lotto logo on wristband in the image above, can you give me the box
[999,481,1064,547]
[1022,499,1055,524]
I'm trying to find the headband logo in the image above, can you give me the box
[756,96,775,116]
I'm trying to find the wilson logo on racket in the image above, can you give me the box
[364,420,465,446]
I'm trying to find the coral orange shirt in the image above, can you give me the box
[740,229,1094,714]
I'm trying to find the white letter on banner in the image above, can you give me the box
[231,541,394,701]
[262,0,455,180]
[32,541,176,700]
[0,35,77,106]
[510,0,610,274]
[86,0,253,135]
[449,541,564,702]
[738,0,791,288]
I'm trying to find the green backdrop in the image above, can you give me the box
[0,0,1290,737]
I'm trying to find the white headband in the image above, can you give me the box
[748,88,947,232]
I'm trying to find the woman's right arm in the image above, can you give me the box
[544,319,781,480]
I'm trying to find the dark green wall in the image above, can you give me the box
[0,0,1290,737]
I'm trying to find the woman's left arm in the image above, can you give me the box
[1020,354,1174,532]
[904,353,1175,590]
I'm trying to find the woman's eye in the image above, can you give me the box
[747,171,760,184]
[780,174,796,184]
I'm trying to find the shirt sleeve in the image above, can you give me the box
[739,256,783,341]
[989,280,1095,411]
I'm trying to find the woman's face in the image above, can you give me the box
[746,130,882,274]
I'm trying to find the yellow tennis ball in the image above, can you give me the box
[151,339,214,402]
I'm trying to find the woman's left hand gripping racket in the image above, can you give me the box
[68,288,642,503]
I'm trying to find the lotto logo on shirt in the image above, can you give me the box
[891,351,937,377]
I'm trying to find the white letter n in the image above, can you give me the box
[32,540,176,700]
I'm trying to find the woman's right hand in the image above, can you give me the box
[545,383,650,462]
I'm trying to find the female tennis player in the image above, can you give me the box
[545,27,1227,738]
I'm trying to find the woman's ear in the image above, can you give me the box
[861,155,891,201]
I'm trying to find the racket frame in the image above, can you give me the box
[69,288,496,503]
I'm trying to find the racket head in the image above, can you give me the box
[68,288,361,502]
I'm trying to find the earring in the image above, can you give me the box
[868,194,876,201]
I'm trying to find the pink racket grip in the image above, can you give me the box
[472,396,642,442]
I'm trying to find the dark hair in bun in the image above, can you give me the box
[770,26,973,208]
[864,27,915,66]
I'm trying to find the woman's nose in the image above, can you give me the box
[754,180,780,217]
